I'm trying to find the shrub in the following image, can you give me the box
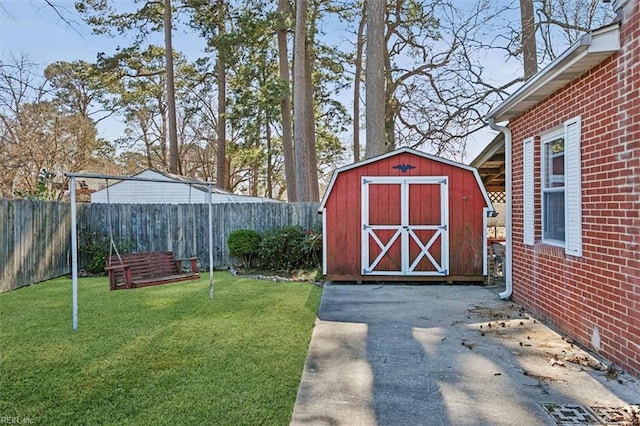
[258,226,305,271]
[302,226,322,266]
[85,240,110,275]
[258,225,322,272]
[80,227,133,275]
[227,229,262,267]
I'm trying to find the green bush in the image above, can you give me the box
[227,229,262,267]
[302,226,322,267]
[258,225,322,272]
[85,240,110,275]
[80,227,133,275]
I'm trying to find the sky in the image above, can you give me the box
[2,1,116,65]
[0,1,211,67]
[0,1,507,164]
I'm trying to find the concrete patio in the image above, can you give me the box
[291,284,640,425]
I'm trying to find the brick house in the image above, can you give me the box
[485,0,640,378]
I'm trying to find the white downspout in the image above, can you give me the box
[487,118,513,300]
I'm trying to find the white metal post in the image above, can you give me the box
[70,176,78,331]
[63,171,218,330]
[482,207,489,277]
[208,184,214,301]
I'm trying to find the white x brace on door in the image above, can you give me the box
[361,176,449,276]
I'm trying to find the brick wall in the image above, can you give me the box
[508,0,640,378]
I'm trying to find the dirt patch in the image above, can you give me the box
[227,266,323,284]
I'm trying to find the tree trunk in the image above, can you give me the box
[266,118,273,198]
[158,96,169,168]
[163,0,179,174]
[383,39,395,152]
[364,0,386,159]
[293,0,313,201]
[216,0,228,190]
[277,0,297,201]
[353,1,366,163]
[304,31,319,202]
[520,0,538,80]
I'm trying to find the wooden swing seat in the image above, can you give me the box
[106,251,200,290]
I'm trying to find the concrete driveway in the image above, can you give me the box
[291,284,640,426]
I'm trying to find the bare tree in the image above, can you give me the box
[497,0,614,65]
[344,0,613,160]
[0,55,104,199]
[380,1,507,158]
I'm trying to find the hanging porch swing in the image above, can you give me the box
[66,171,216,332]
[102,177,200,290]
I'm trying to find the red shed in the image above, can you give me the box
[318,147,494,282]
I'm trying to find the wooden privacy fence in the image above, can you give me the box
[78,202,321,269]
[0,199,72,293]
[1,200,320,293]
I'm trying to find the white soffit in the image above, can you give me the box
[486,23,620,123]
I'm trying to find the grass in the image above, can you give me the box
[0,273,322,425]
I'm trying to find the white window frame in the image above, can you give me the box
[541,127,565,247]
[539,117,582,256]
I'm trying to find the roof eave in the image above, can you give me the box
[486,23,620,123]
[470,133,504,169]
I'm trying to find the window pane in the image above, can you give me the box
[543,191,565,241]
[544,138,565,188]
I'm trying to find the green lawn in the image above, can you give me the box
[0,273,322,425]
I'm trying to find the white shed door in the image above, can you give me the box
[361,176,449,276]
